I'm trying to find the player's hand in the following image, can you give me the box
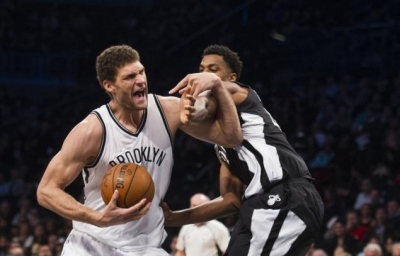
[179,85,196,125]
[98,190,151,227]
[159,201,174,227]
[169,72,221,99]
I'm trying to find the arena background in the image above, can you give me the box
[1,0,400,254]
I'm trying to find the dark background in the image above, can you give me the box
[1,0,400,255]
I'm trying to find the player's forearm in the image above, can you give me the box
[165,195,239,227]
[37,186,101,226]
[210,82,243,147]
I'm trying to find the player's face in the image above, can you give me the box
[199,54,237,82]
[110,61,148,110]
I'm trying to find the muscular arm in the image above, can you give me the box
[37,114,150,227]
[169,73,243,148]
[163,161,243,227]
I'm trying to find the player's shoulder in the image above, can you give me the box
[152,95,180,132]
[156,94,179,105]
[70,113,103,140]
[227,82,249,105]
[61,113,104,160]
[155,95,179,116]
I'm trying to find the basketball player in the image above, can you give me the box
[36,45,243,256]
[163,45,324,255]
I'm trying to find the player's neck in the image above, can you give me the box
[109,102,144,131]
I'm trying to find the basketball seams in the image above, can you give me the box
[111,165,119,206]
[124,163,138,207]
[101,163,154,208]
[100,182,108,205]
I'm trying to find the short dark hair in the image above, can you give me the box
[202,45,243,79]
[96,45,140,86]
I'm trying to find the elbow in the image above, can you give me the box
[223,193,241,214]
[36,185,52,209]
[233,130,244,147]
[224,129,243,148]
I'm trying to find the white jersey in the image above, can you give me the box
[176,220,231,256]
[73,94,174,251]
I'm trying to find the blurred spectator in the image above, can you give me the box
[392,242,400,256]
[345,210,369,246]
[312,249,328,256]
[0,216,8,236]
[168,235,178,256]
[333,245,352,256]
[385,199,400,238]
[359,243,382,256]
[38,244,53,256]
[359,204,374,228]
[369,206,388,245]
[7,238,23,256]
[175,193,230,256]
[54,237,65,256]
[31,223,47,245]
[16,222,33,251]
[0,201,12,223]
[354,178,375,210]
[321,219,358,256]
[0,235,7,256]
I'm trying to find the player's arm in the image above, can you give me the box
[37,114,150,227]
[162,161,243,226]
[178,88,217,124]
[169,73,243,148]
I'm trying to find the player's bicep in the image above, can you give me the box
[39,115,102,190]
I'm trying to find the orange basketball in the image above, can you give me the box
[101,163,155,208]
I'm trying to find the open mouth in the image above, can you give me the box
[133,90,145,99]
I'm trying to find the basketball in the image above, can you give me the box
[101,163,155,208]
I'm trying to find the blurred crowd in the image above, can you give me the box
[1,0,400,255]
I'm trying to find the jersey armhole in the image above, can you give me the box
[153,94,173,146]
[85,111,106,168]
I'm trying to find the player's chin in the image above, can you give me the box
[132,98,148,108]
[134,102,148,110]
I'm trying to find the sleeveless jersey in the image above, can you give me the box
[73,94,174,251]
[215,84,312,199]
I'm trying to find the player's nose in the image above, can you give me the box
[135,74,146,87]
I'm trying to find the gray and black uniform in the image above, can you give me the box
[215,84,324,256]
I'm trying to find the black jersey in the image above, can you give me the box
[215,84,312,199]
[216,84,324,255]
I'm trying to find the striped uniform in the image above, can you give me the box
[215,85,324,256]
[63,94,173,256]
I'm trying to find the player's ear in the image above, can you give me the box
[229,73,237,82]
[103,80,115,93]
